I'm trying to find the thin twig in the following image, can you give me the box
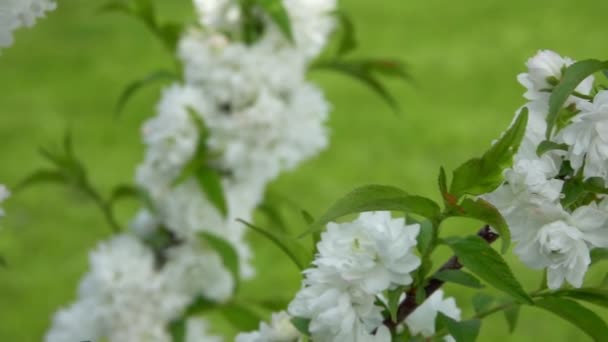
[384,225,499,331]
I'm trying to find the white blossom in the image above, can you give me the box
[0,184,9,217]
[504,200,608,289]
[288,274,389,342]
[517,49,594,102]
[404,290,461,338]
[315,212,421,294]
[559,90,608,180]
[46,235,234,342]
[236,311,301,342]
[0,0,56,48]
[185,318,224,342]
[287,212,420,342]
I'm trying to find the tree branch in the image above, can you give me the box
[384,225,499,330]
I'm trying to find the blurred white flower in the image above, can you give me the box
[185,318,224,342]
[0,184,9,217]
[47,235,235,342]
[0,0,56,48]
[236,311,301,342]
[404,290,461,338]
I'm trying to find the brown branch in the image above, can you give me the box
[384,225,499,331]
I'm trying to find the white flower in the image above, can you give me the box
[288,275,389,342]
[193,0,241,32]
[0,0,56,48]
[404,290,461,338]
[517,50,594,102]
[47,235,233,342]
[45,298,103,342]
[506,200,608,289]
[0,184,9,217]
[315,212,421,294]
[484,153,563,216]
[559,90,608,180]
[236,311,301,342]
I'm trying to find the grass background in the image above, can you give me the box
[0,0,607,340]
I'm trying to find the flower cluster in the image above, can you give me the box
[485,50,608,289]
[47,0,337,341]
[0,0,56,49]
[237,212,463,342]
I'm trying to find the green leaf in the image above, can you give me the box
[301,209,314,225]
[183,296,218,316]
[503,303,520,333]
[15,169,65,192]
[257,0,293,41]
[445,236,532,304]
[196,167,228,217]
[546,288,608,309]
[108,184,156,213]
[434,269,484,289]
[535,297,608,342]
[415,219,434,255]
[115,70,177,115]
[332,10,357,56]
[438,313,481,342]
[99,1,133,15]
[546,59,608,139]
[312,59,407,114]
[199,232,240,289]
[536,140,569,157]
[168,318,186,342]
[220,302,263,331]
[387,287,403,321]
[450,198,510,253]
[591,248,608,265]
[309,185,441,233]
[291,317,311,336]
[238,219,309,270]
[450,108,528,197]
[472,293,494,313]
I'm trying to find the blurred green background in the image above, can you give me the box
[0,0,607,341]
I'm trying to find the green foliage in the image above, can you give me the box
[308,185,440,234]
[591,248,608,265]
[534,297,608,342]
[257,0,294,42]
[172,112,228,217]
[502,303,520,333]
[17,133,123,232]
[100,0,183,53]
[471,293,494,313]
[291,317,312,336]
[445,236,532,304]
[199,232,240,289]
[434,270,484,289]
[311,59,411,114]
[114,70,177,116]
[449,108,528,198]
[221,302,264,331]
[438,313,481,342]
[543,288,608,309]
[536,140,568,157]
[448,198,510,253]
[546,59,608,139]
[332,10,357,56]
[238,219,310,270]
